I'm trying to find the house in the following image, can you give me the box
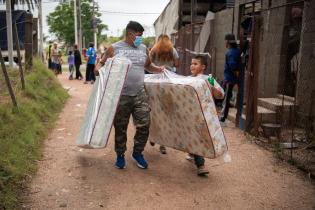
[154,0,315,135]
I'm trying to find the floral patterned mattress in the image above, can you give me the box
[144,72,228,158]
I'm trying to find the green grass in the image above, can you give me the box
[0,58,69,209]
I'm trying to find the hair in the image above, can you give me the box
[225,33,238,48]
[126,21,144,33]
[68,51,72,55]
[150,34,174,62]
[74,44,78,49]
[89,42,94,48]
[193,54,207,69]
[229,42,238,48]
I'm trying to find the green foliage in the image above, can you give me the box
[0,59,68,209]
[143,36,156,48]
[47,0,107,45]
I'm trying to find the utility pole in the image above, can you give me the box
[6,0,14,67]
[78,0,82,52]
[38,0,44,60]
[74,0,78,45]
[92,0,97,48]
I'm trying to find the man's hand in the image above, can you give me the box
[94,46,114,76]
[94,63,102,76]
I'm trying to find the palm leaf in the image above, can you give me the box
[1,0,38,10]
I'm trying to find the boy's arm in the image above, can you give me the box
[210,78,224,99]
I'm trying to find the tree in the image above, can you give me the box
[143,36,155,48]
[47,0,107,45]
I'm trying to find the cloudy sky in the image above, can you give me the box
[1,0,170,37]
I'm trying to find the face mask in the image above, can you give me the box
[133,36,143,47]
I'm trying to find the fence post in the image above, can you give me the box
[12,22,25,90]
[245,16,260,135]
[0,48,18,107]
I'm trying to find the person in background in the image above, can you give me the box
[84,43,96,84]
[46,41,53,70]
[73,44,83,80]
[220,34,241,123]
[51,42,61,75]
[187,54,224,176]
[149,34,180,154]
[68,51,75,80]
[150,34,179,73]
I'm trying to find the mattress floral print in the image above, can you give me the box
[144,72,228,158]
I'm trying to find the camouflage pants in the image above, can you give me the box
[114,87,151,155]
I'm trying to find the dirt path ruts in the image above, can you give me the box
[23,72,315,210]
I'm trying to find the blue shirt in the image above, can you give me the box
[86,47,96,64]
[224,47,241,84]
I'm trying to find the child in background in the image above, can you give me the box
[68,51,75,80]
[188,54,224,176]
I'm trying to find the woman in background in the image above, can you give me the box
[149,34,180,154]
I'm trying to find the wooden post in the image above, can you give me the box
[245,16,260,135]
[13,22,25,90]
[24,13,33,70]
[0,48,18,107]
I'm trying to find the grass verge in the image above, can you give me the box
[0,58,69,209]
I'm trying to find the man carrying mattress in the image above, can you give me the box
[95,21,164,170]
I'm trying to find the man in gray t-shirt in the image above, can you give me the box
[95,21,164,170]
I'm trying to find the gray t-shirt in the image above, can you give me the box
[112,41,147,96]
[151,47,179,72]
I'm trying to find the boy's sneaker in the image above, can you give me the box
[197,165,209,176]
[132,152,148,169]
[115,154,126,169]
[185,153,194,161]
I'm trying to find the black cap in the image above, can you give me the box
[225,33,236,43]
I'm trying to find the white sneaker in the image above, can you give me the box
[185,154,194,161]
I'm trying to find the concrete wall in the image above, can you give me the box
[235,0,287,97]
[211,8,234,80]
[210,0,287,98]
[257,0,287,97]
[296,0,315,129]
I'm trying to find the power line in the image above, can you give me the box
[99,10,160,15]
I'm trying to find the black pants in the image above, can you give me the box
[193,154,205,167]
[220,83,235,121]
[86,64,96,82]
[75,64,83,79]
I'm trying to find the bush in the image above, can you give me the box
[0,58,69,209]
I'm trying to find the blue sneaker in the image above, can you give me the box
[132,152,148,169]
[115,154,126,169]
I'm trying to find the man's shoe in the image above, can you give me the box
[115,154,126,169]
[150,141,155,146]
[197,165,209,176]
[132,152,148,169]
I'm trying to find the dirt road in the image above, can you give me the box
[23,72,315,210]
